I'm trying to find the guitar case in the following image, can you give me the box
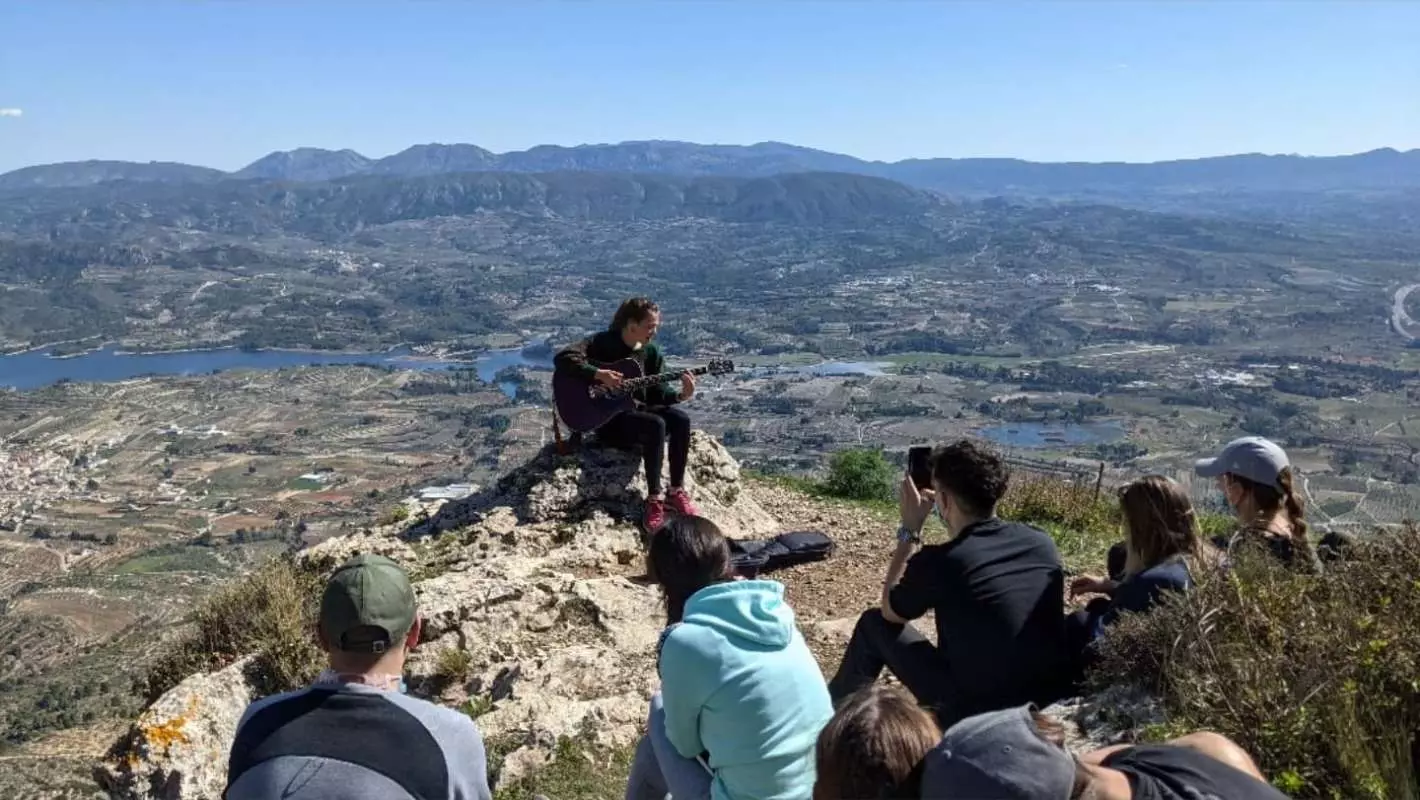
[729,530,835,578]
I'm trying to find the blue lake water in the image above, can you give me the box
[978,421,1126,449]
[0,343,891,400]
[0,345,554,399]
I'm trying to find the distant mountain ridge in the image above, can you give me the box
[0,170,939,235]
[4,141,1418,198]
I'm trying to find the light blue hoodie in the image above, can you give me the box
[657,579,833,800]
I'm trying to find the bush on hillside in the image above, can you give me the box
[140,557,324,702]
[1091,528,1420,799]
[822,448,896,503]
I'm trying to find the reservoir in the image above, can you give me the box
[0,345,886,399]
[0,345,553,398]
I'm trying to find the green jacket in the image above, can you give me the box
[554,330,680,407]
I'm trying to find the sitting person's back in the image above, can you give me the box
[1070,476,1202,648]
[226,554,490,800]
[627,515,833,800]
[828,440,1068,727]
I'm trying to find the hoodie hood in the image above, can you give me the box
[681,580,795,649]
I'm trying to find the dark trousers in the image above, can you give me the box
[827,609,958,726]
[598,406,691,497]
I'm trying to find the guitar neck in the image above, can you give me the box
[620,366,706,391]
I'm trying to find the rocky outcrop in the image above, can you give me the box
[96,432,779,798]
[96,657,255,800]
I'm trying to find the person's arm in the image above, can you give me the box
[882,474,936,624]
[445,717,494,800]
[644,344,682,406]
[554,335,599,379]
[1096,566,1187,630]
[657,631,712,758]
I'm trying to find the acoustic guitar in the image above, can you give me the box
[552,357,735,433]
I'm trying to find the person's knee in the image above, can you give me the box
[1170,732,1264,780]
[642,414,668,442]
[663,407,691,434]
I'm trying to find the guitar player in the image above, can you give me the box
[554,297,699,532]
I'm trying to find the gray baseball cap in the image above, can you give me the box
[919,705,1075,799]
[1194,436,1290,490]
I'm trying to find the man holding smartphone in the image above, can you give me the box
[826,440,1069,727]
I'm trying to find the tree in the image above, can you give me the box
[823,448,896,503]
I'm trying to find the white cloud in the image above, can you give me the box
[0,108,22,117]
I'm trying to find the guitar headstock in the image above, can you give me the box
[706,359,735,376]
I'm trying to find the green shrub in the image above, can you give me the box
[141,557,325,702]
[1091,528,1420,799]
[822,448,896,503]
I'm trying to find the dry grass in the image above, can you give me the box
[140,557,324,702]
[1093,528,1420,799]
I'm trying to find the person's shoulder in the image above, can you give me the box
[1140,557,1192,587]
[235,686,321,732]
[383,692,486,748]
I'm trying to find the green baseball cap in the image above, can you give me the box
[319,553,417,654]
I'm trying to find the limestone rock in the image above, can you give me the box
[96,657,256,800]
[99,428,770,798]
[1041,684,1166,752]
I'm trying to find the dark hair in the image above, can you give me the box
[610,297,659,332]
[1226,466,1310,542]
[929,439,1010,516]
[647,515,734,625]
[1119,475,1203,576]
[813,685,941,800]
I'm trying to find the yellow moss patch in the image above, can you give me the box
[139,695,200,757]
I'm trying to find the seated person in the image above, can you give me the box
[625,515,833,800]
[1069,475,1203,650]
[826,440,1069,727]
[554,296,699,532]
[225,554,491,800]
[813,686,1292,799]
[1195,435,1323,574]
[919,703,1293,800]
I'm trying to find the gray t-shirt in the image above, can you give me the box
[225,682,491,800]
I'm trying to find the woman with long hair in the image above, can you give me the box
[1193,436,1322,574]
[625,515,833,800]
[1071,474,1204,639]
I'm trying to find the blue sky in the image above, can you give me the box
[0,2,1416,173]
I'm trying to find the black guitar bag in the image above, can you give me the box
[730,530,835,578]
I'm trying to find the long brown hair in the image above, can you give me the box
[1227,466,1310,542]
[1119,475,1203,576]
[646,515,734,625]
[610,297,659,332]
[813,685,941,800]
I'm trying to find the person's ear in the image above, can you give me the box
[405,617,423,651]
[314,622,331,654]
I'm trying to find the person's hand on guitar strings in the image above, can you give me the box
[594,369,623,390]
[679,371,696,402]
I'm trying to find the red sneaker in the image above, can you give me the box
[667,487,699,518]
[643,496,667,533]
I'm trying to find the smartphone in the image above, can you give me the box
[908,446,933,490]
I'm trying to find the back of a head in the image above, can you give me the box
[1119,474,1202,574]
[930,439,1010,517]
[647,515,734,624]
[319,553,418,671]
[813,685,941,800]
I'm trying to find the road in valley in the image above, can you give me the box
[1391,283,1420,340]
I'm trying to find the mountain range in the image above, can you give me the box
[3,140,1417,201]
